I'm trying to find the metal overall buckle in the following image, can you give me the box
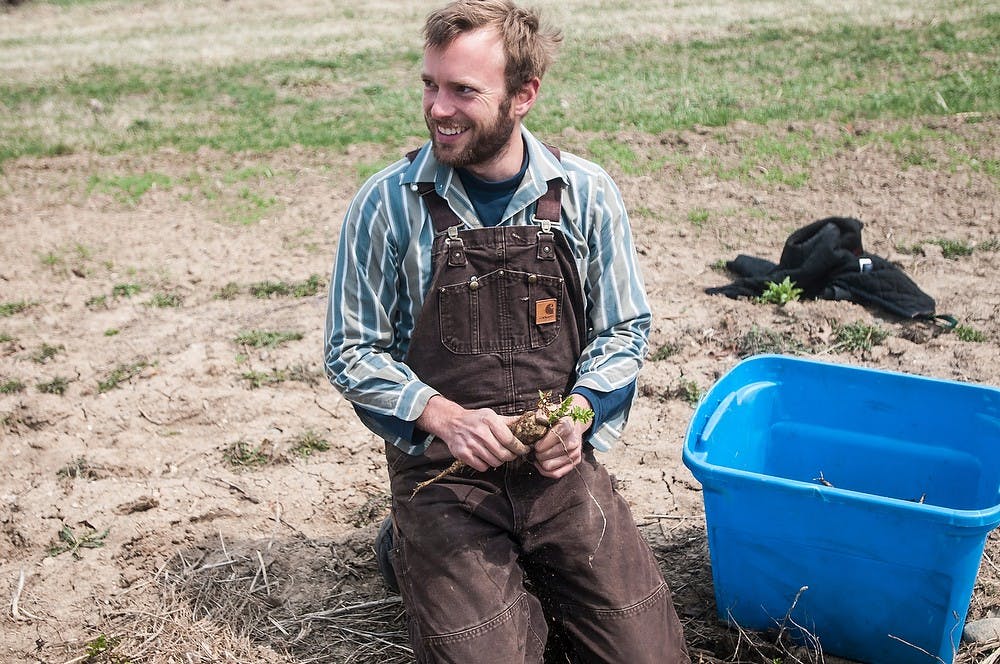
[535,217,556,261]
[445,225,467,266]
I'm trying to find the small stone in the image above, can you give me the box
[962,617,1000,644]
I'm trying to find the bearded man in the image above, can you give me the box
[324,2,690,661]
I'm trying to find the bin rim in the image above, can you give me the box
[683,354,1000,532]
[709,352,1000,391]
[682,449,1000,531]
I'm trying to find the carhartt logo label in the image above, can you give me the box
[536,299,557,324]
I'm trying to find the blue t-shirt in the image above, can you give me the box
[456,154,529,227]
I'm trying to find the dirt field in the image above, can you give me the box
[1,2,999,663]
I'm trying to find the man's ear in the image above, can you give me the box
[511,77,540,117]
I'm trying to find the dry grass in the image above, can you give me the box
[0,0,984,82]
[82,520,997,664]
[96,527,411,664]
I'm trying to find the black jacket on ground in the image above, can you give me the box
[706,217,936,319]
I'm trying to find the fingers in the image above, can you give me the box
[445,408,523,471]
[535,457,577,479]
[533,418,583,478]
[488,416,529,457]
[453,438,512,472]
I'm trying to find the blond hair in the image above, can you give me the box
[424,0,563,94]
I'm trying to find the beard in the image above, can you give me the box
[426,95,516,169]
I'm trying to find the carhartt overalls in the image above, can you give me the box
[386,153,690,664]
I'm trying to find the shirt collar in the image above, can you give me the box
[401,125,568,195]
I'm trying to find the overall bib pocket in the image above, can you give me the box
[437,268,565,354]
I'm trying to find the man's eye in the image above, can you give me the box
[422,80,437,90]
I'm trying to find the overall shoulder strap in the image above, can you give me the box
[535,144,563,222]
[406,149,461,233]
[404,145,564,229]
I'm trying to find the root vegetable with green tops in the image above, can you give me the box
[410,392,594,498]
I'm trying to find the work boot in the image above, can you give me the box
[375,514,399,593]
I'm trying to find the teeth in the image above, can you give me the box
[438,126,465,136]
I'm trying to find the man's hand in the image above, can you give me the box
[532,393,591,479]
[416,395,528,471]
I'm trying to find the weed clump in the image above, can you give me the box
[48,523,109,558]
[755,276,803,305]
[234,330,303,348]
[1,379,25,394]
[291,430,330,458]
[833,322,888,352]
[734,326,807,357]
[954,325,986,342]
[37,376,70,395]
[224,440,271,469]
[98,360,149,393]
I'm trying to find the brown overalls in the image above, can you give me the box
[386,153,689,664]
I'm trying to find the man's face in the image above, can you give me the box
[421,28,519,172]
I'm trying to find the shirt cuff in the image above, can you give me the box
[571,381,636,434]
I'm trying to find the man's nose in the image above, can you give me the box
[427,90,454,118]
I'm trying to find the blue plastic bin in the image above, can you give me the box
[683,355,1000,664]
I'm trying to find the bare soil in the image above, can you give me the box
[1,115,998,663]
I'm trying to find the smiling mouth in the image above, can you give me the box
[436,125,467,137]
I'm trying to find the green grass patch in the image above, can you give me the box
[734,326,808,357]
[234,330,304,348]
[37,376,70,395]
[670,376,703,406]
[224,439,271,469]
[97,360,149,392]
[56,456,107,480]
[931,238,975,259]
[711,131,832,187]
[227,187,278,225]
[147,292,183,308]
[241,369,286,389]
[82,634,125,663]
[538,15,999,135]
[40,251,63,269]
[241,364,321,389]
[85,295,107,309]
[954,325,986,342]
[88,172,173,205]
[1,51,422,162]
[291,430,330,458]
[0,301,33,317]
[1,379,26,394]
[216,282,242,300]
[48,523,109,559]
[897,237,985,258]
[3,14,996,163]
[585,138,665,176]
[833,321,889,352]
[112,282,142,298]
[31,343,65,364]
[687,208,710,226]
[648,343,680,362]
[248,274,324,298]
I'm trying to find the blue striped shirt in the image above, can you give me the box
[324,126,651,454]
